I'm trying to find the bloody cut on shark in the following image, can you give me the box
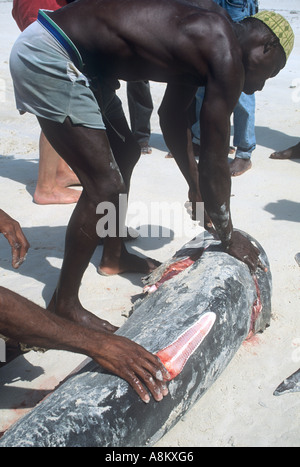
[156,311,216,379]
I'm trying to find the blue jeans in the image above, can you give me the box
[192,0,258,160]
[217,1,258,21]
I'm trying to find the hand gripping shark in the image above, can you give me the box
[0,230,272,447]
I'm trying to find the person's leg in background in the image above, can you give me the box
[219,0,258,176]
[191,0,258,176]
[12,0,81,205]
[191,86,205,156]
[231,90,256,175]
[127,81,153,154]
[33,131,81,205]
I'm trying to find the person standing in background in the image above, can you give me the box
[191,0,258,176]
[12,0,81,205]
[127,81,153,154]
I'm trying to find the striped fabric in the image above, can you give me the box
[38,9,84,71]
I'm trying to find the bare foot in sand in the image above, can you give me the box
[62,306,118,333]
[47,292,118,333]
[98,243,160,276]
[33,185,82,205]
[34,132,82,204]
[63,306,118,333]
[270,142,300,160]
[229,157,252,176]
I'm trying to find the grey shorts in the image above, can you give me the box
[9,17,106,129]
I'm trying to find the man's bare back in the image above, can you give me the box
[49,0,236,85]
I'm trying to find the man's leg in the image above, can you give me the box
[38,116,155,330]
[34,131,81,205]
[99,112,160,275]
[56,155,81,188]
[127,81,153,154]
[230,92,256,176]
[191,86,205,148]
[104,114,141,193]
[99,82,142,191]
[216,0,258,176]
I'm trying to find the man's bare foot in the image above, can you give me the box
[65,307,119,333]
[33,185,82,205]
[270,142,300,160]
[98,251,161,276]
[47,293,118,333]
[139,141,152,155]
[229,157,252,177]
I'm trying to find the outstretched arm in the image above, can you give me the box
[0,209,30,269]
[0,286,170,403]
[159,84,201,201]
[158,83,213,226]
[198,78,260,271]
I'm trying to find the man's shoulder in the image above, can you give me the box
[178,9,238,56]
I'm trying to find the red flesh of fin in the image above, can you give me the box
[156,312,216,379]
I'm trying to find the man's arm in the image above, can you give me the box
[0,209,30,269]
[198,77,261,271]
[0,286,170,403]
[197,79,233,244]
[159,83,204,218]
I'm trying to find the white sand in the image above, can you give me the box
[0,0,299,447]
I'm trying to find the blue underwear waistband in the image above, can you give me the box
[37,9,84,71]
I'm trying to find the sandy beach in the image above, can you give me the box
[0,0,299,447]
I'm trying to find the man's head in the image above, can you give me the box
[240,10,294,95]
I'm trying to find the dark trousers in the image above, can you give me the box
[127,81,153,144]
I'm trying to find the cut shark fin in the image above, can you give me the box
[156,312,216,379]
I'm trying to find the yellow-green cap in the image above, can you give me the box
[254,10,294,61]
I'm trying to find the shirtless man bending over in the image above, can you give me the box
[9,0,293,399]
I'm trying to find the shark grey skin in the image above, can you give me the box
[274,368,300,396]
[0,231,272,447]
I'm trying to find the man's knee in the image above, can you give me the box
[84,163,126,208]
[100,172,126,202]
